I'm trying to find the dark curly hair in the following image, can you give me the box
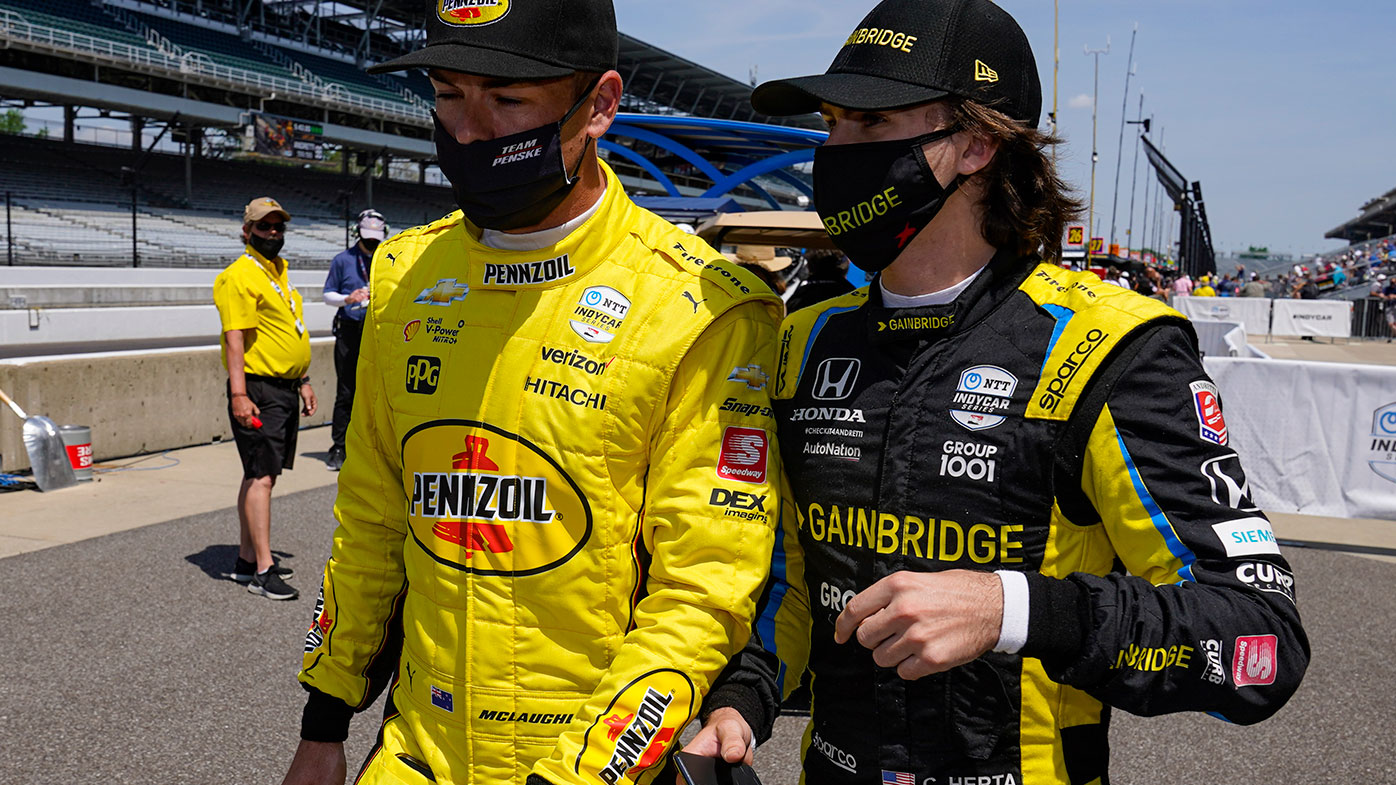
[944,97,1084,261]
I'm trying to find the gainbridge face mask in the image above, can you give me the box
[813,127,964,274]
[432,84,596,232]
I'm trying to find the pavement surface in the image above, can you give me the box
[2,428,1395,783]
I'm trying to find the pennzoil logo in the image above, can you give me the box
[438,0,509,26]
[403,421,592,576]
[576,670,695,784]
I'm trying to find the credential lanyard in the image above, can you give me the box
[250,254,305,336]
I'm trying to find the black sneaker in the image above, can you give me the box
[326,445,345,472]
[228,557,292,584]
[248,569,299,601]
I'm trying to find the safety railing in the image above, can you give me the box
[0,11,430,125]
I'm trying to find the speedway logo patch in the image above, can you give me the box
[1232,634,1278,687]
[717,426,768,484]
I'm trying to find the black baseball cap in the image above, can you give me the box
[368,0,618,79]
[752,0,1041,127]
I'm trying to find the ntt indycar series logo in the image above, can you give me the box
[950,365,1017,432]
[1367,402,1396,485]
[571,286,631,344]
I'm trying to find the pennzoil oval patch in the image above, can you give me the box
[438,0,510,27]
[575,669,696,784]
[402,420,592,576]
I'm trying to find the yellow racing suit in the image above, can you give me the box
[298,162,784,785]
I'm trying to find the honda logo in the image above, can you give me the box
[1201,455,1258,512]
[813,358,861,401]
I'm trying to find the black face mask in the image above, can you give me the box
[248,233,284,260]
[433,85,596,231]
[813,127,964,274]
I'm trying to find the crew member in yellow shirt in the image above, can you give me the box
[214,197,317,601]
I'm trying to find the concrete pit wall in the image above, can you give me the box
[0,338,334,472]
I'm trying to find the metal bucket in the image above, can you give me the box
[58,425,93,482]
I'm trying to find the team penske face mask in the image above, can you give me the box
[813,127,964,273]
[432,81,597,232]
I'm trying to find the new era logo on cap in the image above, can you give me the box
[974,59,998,83]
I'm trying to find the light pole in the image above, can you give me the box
[1109,24,1138,257]
[1084,39,1110,262]
[1125,94,1150,257]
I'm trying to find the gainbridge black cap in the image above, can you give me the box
[368,0,618,79]
[752,0,1041,127]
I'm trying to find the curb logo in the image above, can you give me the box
[974,59,999,83]
[438,0,509,26]
[403,420,592,575]
[576,669,695,784]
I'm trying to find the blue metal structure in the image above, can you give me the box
[604,114,827,210]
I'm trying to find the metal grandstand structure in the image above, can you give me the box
[1326,188,1396,245]
[0,0,828,266]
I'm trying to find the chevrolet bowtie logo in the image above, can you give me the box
[727,365,769,391]
[974,60,999,83]
[414,279,470,306]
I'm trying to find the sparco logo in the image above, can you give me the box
[811,730,857,774]
[1199,639,1226,685]
[540,347,612,376]
[1236,562,1296,604]
[1038,329,1107,414]
[483,255,575,286]
[812,358,861,401]
[790,407,866,423]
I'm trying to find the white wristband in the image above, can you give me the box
[993,569,1030,654]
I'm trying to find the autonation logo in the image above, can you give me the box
[1368,402,1396,485]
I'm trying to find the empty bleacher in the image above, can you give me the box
[0,135,454,268]
[273,46,418,109]
[0,0,155,52]
[128,9,298,81]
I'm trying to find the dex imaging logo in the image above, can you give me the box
[812,358,861,401]
[1367,402,1396,485]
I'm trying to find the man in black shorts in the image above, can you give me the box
[213,197,318,600]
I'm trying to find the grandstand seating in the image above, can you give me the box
[0,0,155,51]
[129,10,297,81]
[0,136,454,268]
[273,46,416,108]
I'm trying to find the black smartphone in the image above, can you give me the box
[673,751,763,785]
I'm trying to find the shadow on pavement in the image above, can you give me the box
[185,544,297,581]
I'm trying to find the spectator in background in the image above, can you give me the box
[1332,265,1347,289]
[1383,276,1396,342]
[1103,265,1125,287]
[1240,272,1267,298]
[321,209,388,472]
[1194,275,1216,297]
[1217,274,1236,297]
[731,245,793,303]
[787,249,856,313]
[213,197,317,601]
[1299,275,1319,300]
[1172,271,1193,298]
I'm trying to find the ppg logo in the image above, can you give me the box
[812,358,861,401]
[406,356,441,395]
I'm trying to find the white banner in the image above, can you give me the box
[1270,299,1352,338]
[1173,296,1273,335]
[1204,357,1396,520]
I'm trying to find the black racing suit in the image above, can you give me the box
[706,253,1309,785]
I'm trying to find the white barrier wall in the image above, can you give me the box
[1270,299,1353,338]
[0,301,335,351]
[1173,296,1273,336]
[1204,356,1396,520]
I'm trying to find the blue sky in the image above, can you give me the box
[614,1,1395,257]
